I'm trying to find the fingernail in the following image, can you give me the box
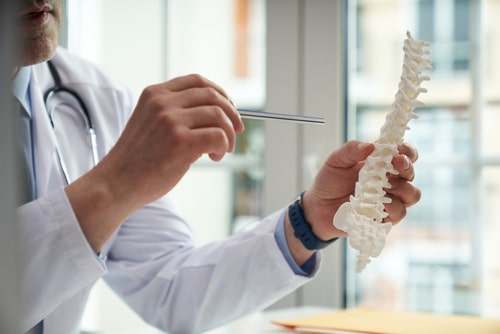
[403,155,411,170]
[357,142,371,150]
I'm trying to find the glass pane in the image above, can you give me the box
[482,105,500,156]
[165,0,266,239]
[418,0,435,42]
[453,0,470,71]
[166,0,265,108]
[483,1,500,157]
[346,0,499,317]
[482,167,500,317]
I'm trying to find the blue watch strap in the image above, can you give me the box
[288,193,338,250]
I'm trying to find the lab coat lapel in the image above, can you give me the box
[30,67,66,197]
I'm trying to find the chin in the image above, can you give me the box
[18,34,58,66]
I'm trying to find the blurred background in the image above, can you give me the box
[44,0,500,332]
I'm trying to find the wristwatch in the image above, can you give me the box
[288,192,338,250]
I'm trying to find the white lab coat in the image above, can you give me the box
[16,48,319,334]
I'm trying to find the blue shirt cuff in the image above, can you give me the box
[274,210,316,276]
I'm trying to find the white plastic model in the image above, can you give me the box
[333,31,432,273]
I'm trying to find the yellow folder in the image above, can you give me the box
[272,307,500,334]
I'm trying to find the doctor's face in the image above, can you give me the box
[17,0,62,66]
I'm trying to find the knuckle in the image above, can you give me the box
[158,111,178,129]
[149,96,166,113]
[202,86,220,101]
[140,87,172,114]
[187,73,206,86]
[210,105,225,120]
[169,127,189,147]
[141,84,162,100]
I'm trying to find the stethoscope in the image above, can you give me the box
[44,60,98,184]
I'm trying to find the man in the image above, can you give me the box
[15,1,421,333]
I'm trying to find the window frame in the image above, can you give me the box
[264,0,347,309]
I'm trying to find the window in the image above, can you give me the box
[347,0,500,318]
[417,0,471,73]
[164,0,267,239]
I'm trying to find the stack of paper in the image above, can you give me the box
[273,307,500,334]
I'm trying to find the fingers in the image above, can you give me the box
[383,196,407,224]
[164,73,228,97]
[161,74,244,133]
[140,74,245,161]
[397,142,418,163]
[391,142,419,181]
[327,141,375,168]
[385,176,421,207]
[384,142,421,220]
[102,74,246,210]
[392,154,415,181]
[181,106,236,155]
[190,127,232,162]
[172,86,243,133]
[384,142,421,223]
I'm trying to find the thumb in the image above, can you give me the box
[329,141,374,168]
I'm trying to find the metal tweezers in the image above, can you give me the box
[238,109,325,125]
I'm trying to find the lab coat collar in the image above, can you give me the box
[12,66,32,116]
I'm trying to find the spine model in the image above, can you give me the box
[333,31,432,273]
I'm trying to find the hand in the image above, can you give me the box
[301,140,421,241]
[98,74,244,208]
[66,74,244,251]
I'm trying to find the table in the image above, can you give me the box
[86,306,334,334]
[206,306,334,334]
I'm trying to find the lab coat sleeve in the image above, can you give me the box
[104,197,321,334]
[16,187,107,331]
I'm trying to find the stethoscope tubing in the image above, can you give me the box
[44,61,99,183]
